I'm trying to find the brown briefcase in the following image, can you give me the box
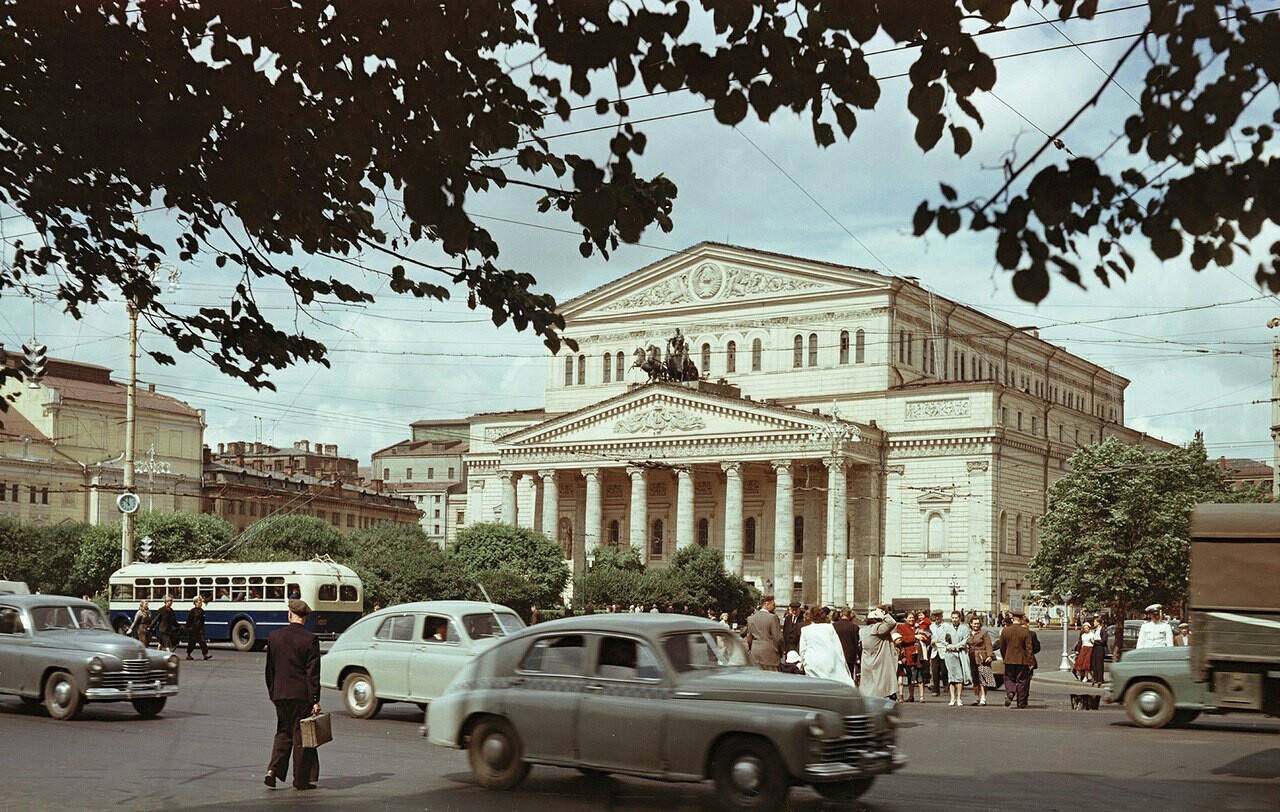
[300,712,332,748]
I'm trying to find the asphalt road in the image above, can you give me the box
[1,638,1277,812]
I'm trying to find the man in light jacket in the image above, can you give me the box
[858,606,899,701]
[744,595,783,671]
[1136,603,1175,649]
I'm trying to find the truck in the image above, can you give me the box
[1107,503,1280,727]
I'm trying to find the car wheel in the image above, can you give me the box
[711,736,789,812]
[814,778,875,802]
[342,671,382,719]
[1124,681,1177,728]
[230,619,256,652]
[44,672,83,721]
[467,716,530,791]
[1168,709,1201,728]
[132,698,167,719]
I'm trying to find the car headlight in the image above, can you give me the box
[88,656,104,673]
[166,654,179,670]
[804,711,838,738]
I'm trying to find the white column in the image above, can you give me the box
[583,467,603,558]
[772,460,794,606]
[518,473,538,530]
[722,461,744,577]
[627,466,648,554]
[826,456,849,607]
[539,469,559,539]
[882,465,905,606]
[675,467,695,550]
[499,470,517,524]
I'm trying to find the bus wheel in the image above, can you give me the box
[231,619,256,652]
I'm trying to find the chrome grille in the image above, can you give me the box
[843,715,872,739]
[818,715,894,768]
[100,666,169,689]
[122,659,149,675]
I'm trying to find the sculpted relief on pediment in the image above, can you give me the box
[600,262,826,312]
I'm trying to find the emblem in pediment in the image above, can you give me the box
[602,263,824,311]
[613,401,707,435]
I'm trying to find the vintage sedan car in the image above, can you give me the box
[423,614,905,810]
[1107,645,1211,728]
[320,600,525,718]
[0,594,180,720]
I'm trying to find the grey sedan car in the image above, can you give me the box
[0,595,179,720]
[424,614,905,810]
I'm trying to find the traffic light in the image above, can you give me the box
[138,535,154,563]
[22,339,47,388]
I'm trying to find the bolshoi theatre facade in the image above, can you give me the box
[460,243,1169,612]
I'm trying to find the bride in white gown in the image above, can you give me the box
[799,607,855,687]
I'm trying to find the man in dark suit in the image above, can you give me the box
[744,595,783,671]
[264,599,322,791]
[782,601,806,653]
[832,609,860,680]
[998,610,1035,709]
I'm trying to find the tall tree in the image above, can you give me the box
[3,2,1276,388]
[347,523,469,610]
[449,522,570,610]
[1032,435,1264,658]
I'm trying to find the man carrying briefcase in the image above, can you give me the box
[264,599,323,791]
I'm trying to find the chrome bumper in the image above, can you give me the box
[86,683,179,701]
[804,747,906,781]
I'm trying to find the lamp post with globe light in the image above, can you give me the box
[1059,592,1074,671]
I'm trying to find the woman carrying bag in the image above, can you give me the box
[966,616,995,705]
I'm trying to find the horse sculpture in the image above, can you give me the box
[632,334,700,383]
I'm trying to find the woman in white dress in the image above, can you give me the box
[799,607,855,687]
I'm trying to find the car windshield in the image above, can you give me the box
[662,630,752,672]
[31,605,109,632]
[462,612,525,639]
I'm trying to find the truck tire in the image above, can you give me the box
[1124,681,1177,728]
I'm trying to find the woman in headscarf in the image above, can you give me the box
[857,606,899,700]
[799,607,854,686]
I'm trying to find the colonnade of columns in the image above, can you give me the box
[494,456,853,607]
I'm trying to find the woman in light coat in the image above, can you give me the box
[858,607,899,700]
[799,607,854,687]
[936,610,972,706]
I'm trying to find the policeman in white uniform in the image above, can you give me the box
[1135,603,1175,649]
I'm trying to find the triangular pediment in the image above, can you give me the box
[560,242,890,321]
[498,383,865,450]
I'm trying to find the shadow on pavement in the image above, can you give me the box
[1212,749,1280,779]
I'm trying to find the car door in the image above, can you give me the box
[503,633,586,763]
[363,613,417,699]
[0,604,29,694]
[407,615,470,702]
[577,634,667,775]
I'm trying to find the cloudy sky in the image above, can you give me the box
[3,3,1276,469]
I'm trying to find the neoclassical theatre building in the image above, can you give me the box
[462,243,1169,612]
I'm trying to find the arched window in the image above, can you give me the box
[807,333,818,367]
[1015,514,1024,556]
[899,330,906,363]
[701,342,712,374]
[999,511,1008,555]
[745,517,756,556]
[602,352,612,383]
[697,518,709,546]
[650,518,664,557]
[608,519,620,546]
[564,356,574,386]
[751,338,763,371]
[793,515,804,556]
[907,332,914,366]
[793,335,804,368]
[926,512,945,556]
[558,517,574,559]
[577,354,586,385]
[1030,517,1038,556]
[855,329,866,364]
[726,341,737,373]
[615,351,625,381]
[839,331,850,364]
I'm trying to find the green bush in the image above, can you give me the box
[449,522,569,610]
[347,523,469,609]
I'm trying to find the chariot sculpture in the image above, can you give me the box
[632,328,700,383]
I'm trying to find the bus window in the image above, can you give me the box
[318,584,337,602]
[265,584,285,601]
[249,576,264,587]
[152,586,169,601]
[215,577,229,587]
[339,585,358,603]
[111,583,133,601]
[199,586,214,603]
[287,583,301,600]
[248,585,262,600]
[231,577,248,601]
[199,577,212,586]
[183,585,197,600]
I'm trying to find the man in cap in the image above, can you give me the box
[264,599,323,791]
[998,610,1035,708]
[782,600,807,653]
[1136,603,1175,649]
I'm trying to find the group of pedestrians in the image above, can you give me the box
[125,595,212,660]
[744,597,1043,709]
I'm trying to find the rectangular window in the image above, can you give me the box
[1001,407,1008,426]
[1017,412,1023,431]
[0,482,6,501]
[456,510,465,526]
[9,485,16,502]
[448,467,455,479]
[382,468,390,480]
[1031,416,1038,435]
[564,355,574,386]
[520,634,585,675]
[406,468,413,480]
[29,486,36,504]
[374,614,415,641]
[340,585,359,603]
[318,583,338,602]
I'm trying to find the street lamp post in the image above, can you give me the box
[949,575,960,614]
[1059,592,1074,671]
